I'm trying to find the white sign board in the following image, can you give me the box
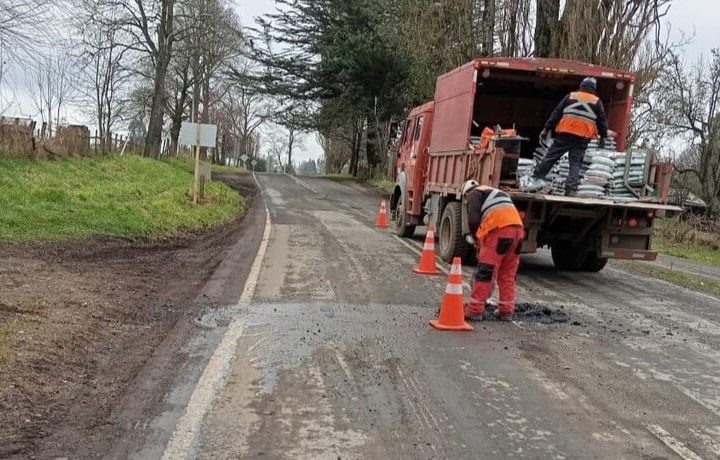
[179,122,218,148]
[240,154,249,163]
[250,159,257,166]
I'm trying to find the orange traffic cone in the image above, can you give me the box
[375,200,390,228]
[430,257,473,331]
[413,226,441,275]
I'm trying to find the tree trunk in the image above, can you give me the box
[535,0,560,57]
[480,0,495,56]
[287,128,295,173]
[143,0,175,158]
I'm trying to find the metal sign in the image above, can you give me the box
[250,159,257,166]
[179,122,218,147]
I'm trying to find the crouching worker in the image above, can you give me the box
[461,180,524,321]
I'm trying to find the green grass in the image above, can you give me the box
[321,174,395,193]
[617,261,720,298]
[162,156,249,175]
[0,155,244,241]
[369,178,394,193]
[321,173,356,181]
[653,239,720,269]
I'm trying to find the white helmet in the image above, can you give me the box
[461,180,479,196]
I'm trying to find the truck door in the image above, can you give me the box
[406,114,424,195]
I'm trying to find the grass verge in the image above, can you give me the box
[369,178,394,194]
[616,261,720,298]
[653,239,720,269]
[0,155,243,241]
[163,156,249,175]
[321,173,356,181]
[320,174,394,194]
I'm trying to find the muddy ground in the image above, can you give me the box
[0,173,257,458]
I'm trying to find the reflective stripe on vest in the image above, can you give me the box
[480,189,514,220]
[475,189,523,241]
[556,91,599,139]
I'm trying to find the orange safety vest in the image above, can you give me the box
[475,189,524,241]
[555,91,600,139]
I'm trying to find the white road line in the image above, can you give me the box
[647,424,704,460]
[240,208,272,303]
[392,235,471,290]
[161,173,272,460]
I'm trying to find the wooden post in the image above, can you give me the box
[193,122,201,204]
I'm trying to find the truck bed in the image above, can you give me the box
[507,191,683,212]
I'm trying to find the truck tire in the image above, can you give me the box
[581,251,608,272]
[393,195,416,238]
[551,242,587,271]
[438,202,469,263]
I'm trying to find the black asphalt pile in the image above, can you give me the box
[514,302,569,324]
[462,303,570,324]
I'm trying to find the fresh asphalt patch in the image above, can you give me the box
[465,302,570,324]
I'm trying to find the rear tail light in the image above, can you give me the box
[628,218,638,228]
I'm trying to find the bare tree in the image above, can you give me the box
[227,59,268,159]
[28,55,75,136]
[165,33,193,156]
[184,0,242,162]
[554,0,673,67]
[76,6,129,153]
[654,50,720,216]
[89,0,178,157]
[495,0,534,57]
[0,0,50,64]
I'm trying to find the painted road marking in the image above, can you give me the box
[647,424,704,460]
[162,174,273,460]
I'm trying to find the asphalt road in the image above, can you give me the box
[159,174,720,459]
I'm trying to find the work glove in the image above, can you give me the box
[598,137,606,149]
[465,234,478,247]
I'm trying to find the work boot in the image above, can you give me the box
[521,176,546,193]
[464,303,485,322]
[494,308,515,322]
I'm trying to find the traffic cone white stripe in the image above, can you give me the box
[450,263,462,275]
[424,242,435,250]
[445,283,463,295]
[427,230,435,238]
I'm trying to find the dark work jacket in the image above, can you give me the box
[544,92,609,141]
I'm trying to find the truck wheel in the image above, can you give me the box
[438,202,469,263]
[551,242,587,271]
[582,252,608,272]
[393,196,416,238]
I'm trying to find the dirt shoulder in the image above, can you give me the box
[0,173,260,458]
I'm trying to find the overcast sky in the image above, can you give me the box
[4,0,720,164]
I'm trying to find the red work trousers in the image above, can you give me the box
[467,225,524,316]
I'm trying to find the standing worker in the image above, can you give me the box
[462,181,524,321]
[524,77,609,196]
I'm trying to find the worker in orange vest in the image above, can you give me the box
[524,77,609,196]
[462,181,524,321]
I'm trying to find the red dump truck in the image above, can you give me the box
[390,57,680,271]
